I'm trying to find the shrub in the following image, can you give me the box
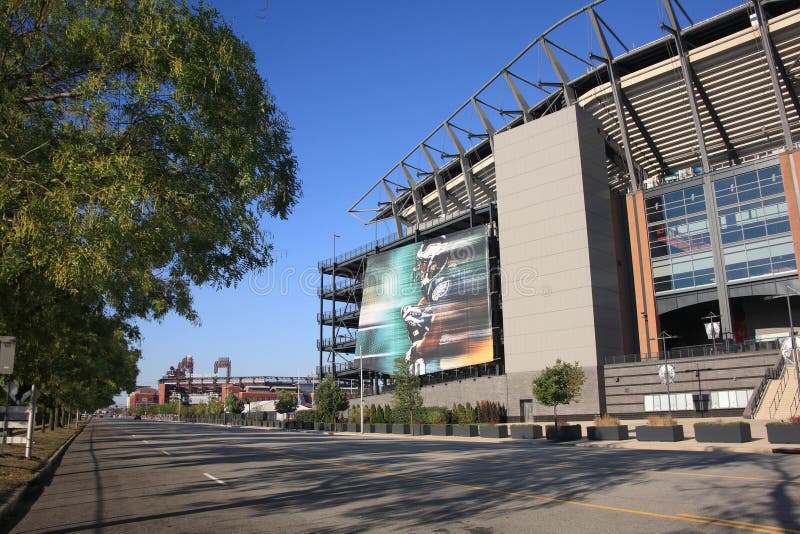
[384,404,393,424]
[424,407,448,425]
[375,405,385,424]
[593,415,620,426]
[647,415,677,426]
[294,410,316,423]
[465,402,477,424]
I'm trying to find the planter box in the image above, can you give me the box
[766,424,800,444]
[430,425,453,436]
[301,422,313,430]
[344,424,361,433]
[372,424,391,433]
[510,425,543,439]
[480,425,508,438]
[635,425,684,442]
[452,425,479,437]
[415,424,431,435]
[587,425,629,441]
[545,424,582,441]
[391,424,411,434]
[694,422,751,443]
[314,423,325,431]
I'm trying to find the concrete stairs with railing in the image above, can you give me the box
[754,364,799,421]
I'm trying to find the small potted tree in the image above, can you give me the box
[532,359,586,441]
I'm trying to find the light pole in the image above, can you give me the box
[359,347,364,434]
[332,233,340,379]
[653,331,677,414]
[702,311,720,353]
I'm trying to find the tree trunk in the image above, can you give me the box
[553,406,558,428]
[48,402,55,431]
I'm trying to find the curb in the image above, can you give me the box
[0,422,87,525]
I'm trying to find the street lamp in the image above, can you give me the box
[652,331,678,414]
[702,311,720,353]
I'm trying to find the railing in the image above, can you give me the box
[317,333,358,350]
[791,390,799,418]
[318,233,399,269]
[768,363,792,419]
[318,279,362,297]
[744,356,785,419]
[604,339,782,365]
[317,305,360,323]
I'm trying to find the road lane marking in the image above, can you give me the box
[203,473,225,485]
[161,450,171,456]
[278,452,795,534]
[142,440,150,444]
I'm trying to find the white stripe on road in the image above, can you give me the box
[161,450,171,456]
[203,473,225,485]
[142,440,150,444]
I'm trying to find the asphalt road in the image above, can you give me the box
[6,419,800,533]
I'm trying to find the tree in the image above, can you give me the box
[275,390,298,416]
[224,392,244,414]
[0,0,299,420]
[532,359,586,426]
[391,356,424,427]
[207,398,224,415]
[0,0,300,322]
[315,375,348,430]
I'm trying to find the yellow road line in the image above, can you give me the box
[280,451,795,534]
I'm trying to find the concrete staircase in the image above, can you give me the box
[755,364,799,421]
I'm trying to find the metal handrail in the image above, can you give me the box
[769,363,791,419]
[744,356,785,419]
[318,232,399,269]
[317,305,360,323]
[605,339,782,365]
[318,279,362,297]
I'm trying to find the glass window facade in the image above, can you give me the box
[645,164,796,295]
[643,389,753,412]
[714,165,796,282]
[646,185,714,293]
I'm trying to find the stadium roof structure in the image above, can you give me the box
[347,0,800,238]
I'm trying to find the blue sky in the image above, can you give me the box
[127,0,744,392]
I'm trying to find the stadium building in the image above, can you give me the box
[317,0,800,421]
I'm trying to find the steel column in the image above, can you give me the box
[589,8,638,190]
[471,98,496,152]
[502,71,531,123]
[420,144,448,215]
[400,163,424,222]
[662,0,710,171]
[381,179,405,236]
[702,174,734,342]
[445,123,476,209]
[542,39,575,106]
[752,0,794,150]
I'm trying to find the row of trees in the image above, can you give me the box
[0,0,300,424]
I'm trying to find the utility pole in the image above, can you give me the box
[702,311,720,353]
[653,331,677,414]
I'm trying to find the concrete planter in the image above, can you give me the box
[372,424,391,433]
[301,422,313,430]
[479,425,508,438]
[314,423,325,431]
[430,425,453,436]
[587,425,629,441]
[344,424,361,433]
[510,425,543,439]
[694,422,751,443]
[391,424,411,434]
[415,424,431,435]
[452,425,479,437]
[635,425,683,442]
[545,424,582,441]
[766,424,800,444]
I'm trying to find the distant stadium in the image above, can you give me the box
[318,0,800,421]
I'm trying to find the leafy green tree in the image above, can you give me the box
[391,356,424,426]
[0,0,300,413]
[275,390,298,416]
[224,392,244,414]
[375,405,385,424]
[315,375,349,430]
[207,398,224,415]
[0,0,300,322]
[532,359,586,426]
[465,402,477,424]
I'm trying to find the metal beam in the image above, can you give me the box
[502,70,531,123]
[542,39,575,105]
[662,0,710,171]
[768,35,800,120]
[380,180,405,237]
[445,123,476,209]
[589,8,638,189]
[400,163,424,222]
[619,90,669,175]
[688,66,739,164]
[420,144,448,215]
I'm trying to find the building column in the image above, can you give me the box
[626,191,660,358]
[702,174,733,340]
[780,150,800,280]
